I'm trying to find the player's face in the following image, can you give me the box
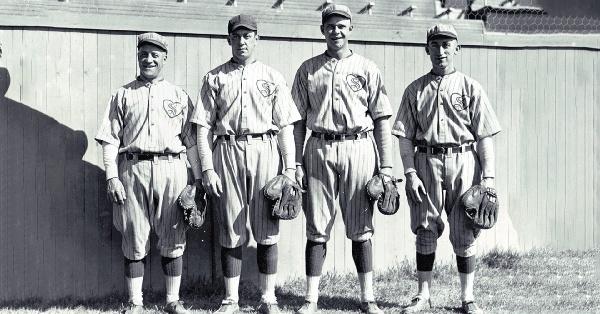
[228,29,259,63]
[426,37,460,74]
[137,44,167,81]
[321,16,353,52]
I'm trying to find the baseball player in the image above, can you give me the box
[291,4,394,314]
[191,15,300,314]
[95,33,200,314]
[392,24,501,314]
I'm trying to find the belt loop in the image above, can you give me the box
[168,154,173,163]
[246,134,252,145]
[153,155,158,164]
[340,134,346,141]
[228,135,235,145]
[262,133,268,141]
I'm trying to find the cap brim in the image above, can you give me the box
[137,39,167,51]
[229,23,258,33]
[322,11,352,23]
[427,31,457,41]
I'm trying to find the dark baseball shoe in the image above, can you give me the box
[401,296,432,313]
[122,302,143,314]
[213,301,240,314]
[295,300,318,314]
[359,301,384,314]
[462,301,484,314]
[164,300,189,314]
[257,301,282,314]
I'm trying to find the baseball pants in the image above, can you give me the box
[303,135,378,243]
[410,149,482,257]
[211,135,282,248]
[115,154,188,260]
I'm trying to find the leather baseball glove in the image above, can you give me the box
[366,173,402,215]
[177,184,206,229]
[460,185,499,230]
[264,174,305,220]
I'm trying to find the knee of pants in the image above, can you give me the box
[451,241,477,258]
[415,228,438,255]
[347,230,373,242]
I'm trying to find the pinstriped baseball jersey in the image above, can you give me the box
[191,59,301,134]
[292,52,393,134]
[96,77,196,153]
[192,59,300,248]
[95,77,195,260]
[392,71,501,145]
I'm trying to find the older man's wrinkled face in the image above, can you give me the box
[137,44,167,81]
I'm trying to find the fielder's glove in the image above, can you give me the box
[177,184,206,229]
[366,173,402,215]
[460,185,499,230]
[264,174,305,220]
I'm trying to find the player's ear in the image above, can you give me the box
[320,25,325,36]
[349,24,354,32]
[425,45,430,55]
[454,42,461,55]
[255,33,260,41]
[227,35,232,46]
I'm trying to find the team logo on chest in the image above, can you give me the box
[346,74,366,92]
[163,99,184,118]
[256,80,277,97]
[450,93,469,111]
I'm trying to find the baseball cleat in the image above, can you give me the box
[360,301,384,314]
[257,301,282,314]
[213,301,240,314]
[462,301,484,314]
[401,296,432,313]
[295,300,318,314]
[121,302,143,314]
[164,300,189,314]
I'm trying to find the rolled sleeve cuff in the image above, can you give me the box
[94,135,120,147]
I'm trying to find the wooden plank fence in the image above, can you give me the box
[0,26,598,300]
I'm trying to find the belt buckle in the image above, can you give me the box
[340,134,346,141]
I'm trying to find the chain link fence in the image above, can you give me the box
[439,0,600,34]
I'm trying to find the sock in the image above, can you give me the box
[456,255,476,274]
[305,240,326,276]
[416,271,432,299]
[224,275,240,303]
[257,243,278,274]
[125,276,144,306]
[258,273,278,304]
[459,271,475,302]
[416,252,435,272]
[161,256,183,276]
[124,257,146,278]
[165,275,181,304]
[221,246,243,278]
[305,276,320,303]
[352,240,373,273]
[358,272,375,302]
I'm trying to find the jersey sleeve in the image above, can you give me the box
[366,65,393,120]
[180,90,197,149]
[291,63,309,120]
[94,91,123,146]
[272,73,302,129]
[190,73,217,129]
[469,82,502,140]
[392,86,417,140]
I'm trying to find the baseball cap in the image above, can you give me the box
[137,32,168,52]
[426,24,458,42]
[228,14,258,34]
[321,4,352,24]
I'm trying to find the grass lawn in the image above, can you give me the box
[0,249,598,313]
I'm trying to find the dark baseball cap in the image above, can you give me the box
[137,32,168,52]
[321,4,352,24]
[426,24,458,42]
[228,14,258,33]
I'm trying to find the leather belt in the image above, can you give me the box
[311,131,369,141]
[125,152,181,161]
[216,133,274,141]
[416,144,473,155]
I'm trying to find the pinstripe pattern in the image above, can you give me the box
[303,136,378,242]
[410,151,481,257]
[95,77,195,260]
[191,59,300,134]
[96,77,196,153]
[292,52,393,134]
[212,136,281,248]
[193,59,300,248]
[392,71,501,145]
[115,156,188,260]
[393,71,500,257]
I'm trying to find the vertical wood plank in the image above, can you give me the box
[535,49,549,248]
[544,49,558,249]
[563,49,575,249]
[0,28,10,300]
[553,49,566,249]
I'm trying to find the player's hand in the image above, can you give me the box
[202,169,223,197]
[378,166,393,177]
[405,172,426,204]
[107,177,126,205]
[295,165,307,188]
[283,168,296,181]
[481,177,495,189]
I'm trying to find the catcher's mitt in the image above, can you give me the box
[264,174,305,220]
[366,173,402,215]
[177,184,206,229]
[460,185,499,230]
